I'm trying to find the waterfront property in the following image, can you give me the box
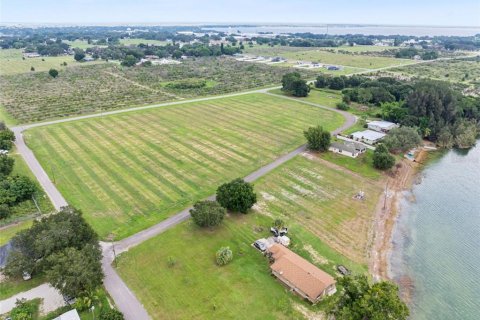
[351,130,386,145]
[268,244,336,303]
[329,141,366,158]
[367,120,398,133]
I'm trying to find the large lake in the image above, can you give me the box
[390,142,480,319]
[207,25,480,37]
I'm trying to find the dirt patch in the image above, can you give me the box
[304,244,329,265]
[252,202,274,218]
[293,303,325,320]
[260,191,277,202]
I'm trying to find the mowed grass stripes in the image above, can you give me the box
[25,93,344,239]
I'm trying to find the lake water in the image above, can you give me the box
[207,25,480,37]
[390,142,480,320]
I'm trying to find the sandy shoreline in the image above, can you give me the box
[369,148,429,287]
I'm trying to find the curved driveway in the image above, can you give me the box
[12,90,355,320]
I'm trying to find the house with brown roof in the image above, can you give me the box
[267,244,336,303]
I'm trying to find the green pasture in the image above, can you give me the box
[25,93,343,239]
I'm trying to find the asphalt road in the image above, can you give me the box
[12,90,355,320]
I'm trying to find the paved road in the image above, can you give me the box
[12,90,355,320]
[0,283,65,315]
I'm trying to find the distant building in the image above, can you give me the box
[53,309,80,320]
[351,130,386,145]
[23,52,41,58]
[267,244,336,303]
[329,141,366,158]
[367,120,398,133]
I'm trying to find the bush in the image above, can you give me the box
[49,68,59,78]
[99,308,125,320]
[0,154,14,177]
[190,200,226,227]
[216,178,256,213]
[373,144,395,170]
[0,203,11,219]
[216,247,233,266]
[303,126,331,151]
[336,102,350,110]
[166,79,207,89]
[9,298,39,320]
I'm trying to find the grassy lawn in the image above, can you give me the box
[0,49,105,76]
[0,276,46,300]
[319,150,382,180]
[119,38,169,46]
[117,212,366,320]
[0,219,33,246]
[253,153,382,263]
[25,93,343,239]
[320,45,398,53]
[269,88,343,108]
[63,39,107,49]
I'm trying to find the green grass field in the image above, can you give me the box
[119,38,169,46]
[117,212,366,320]
[63,39,108,49]
[0,49,105,76]
[320,150,381,180]
[26,93,343,239]
[0,220,33,246]
[269,88,343,108]
[253,153,382,263]
[320,45,397,53]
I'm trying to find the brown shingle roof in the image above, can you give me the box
[268,244,335,300]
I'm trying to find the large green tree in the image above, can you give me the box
[304,126,331,151]
[383,127,422,153]
[46,244,103,298]
[216,178,256,214]
[373,144,395,170]
[327,275,409,320]
[190,200,226,227]
[0,154,14,177]
[281,72,310,97]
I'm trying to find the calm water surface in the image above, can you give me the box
[390,142,480,320]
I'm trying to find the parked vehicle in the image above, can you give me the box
[254,239,268,252]
[22,271,31,281]
[337,265,350,276]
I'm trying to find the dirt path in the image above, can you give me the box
[0,283,65,315]
[370,154,422,281]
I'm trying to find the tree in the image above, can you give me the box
[373,144,395,170]
[453,119,477,148]
[303,126,331,151]
[121,55,137,67]
[190,200,226,227]
[0,204,10,219]
[383,127,422,153]
[336,102,350,111]
[0,154,14,177]
[315,74,330,88]
[216,178,257,213]
[46,244,103,298]
[0,127,15,150]
[329,76,345,90]
[48,68,59,78]
[216,247,233,266]
[99,309,125,320]
[172,50,183,59]
[74,50,86,61]
[30,66,35,71]
[281,72,309,97]
[327,275,409,320]
[5,206,99,278]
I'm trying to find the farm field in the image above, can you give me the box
[391,57,480,87]
[119,38,169,46]
[25,93,344,239]
[0,48,105,76]
[117,212,366,320]
[0,57,315,123]
[253,153,382,263]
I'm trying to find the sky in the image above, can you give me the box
[0,0,479,27]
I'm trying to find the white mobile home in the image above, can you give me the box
[351,130,386,145]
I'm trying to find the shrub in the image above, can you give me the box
[216,178,256,213]
[9,298,39,320]
[216,247,233,266]
[0,204,10,220]
[336,102,350,110]
[49,69,59,78]
[99,308,125,320]
[190,200,226,227]
[0,154,14,177]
